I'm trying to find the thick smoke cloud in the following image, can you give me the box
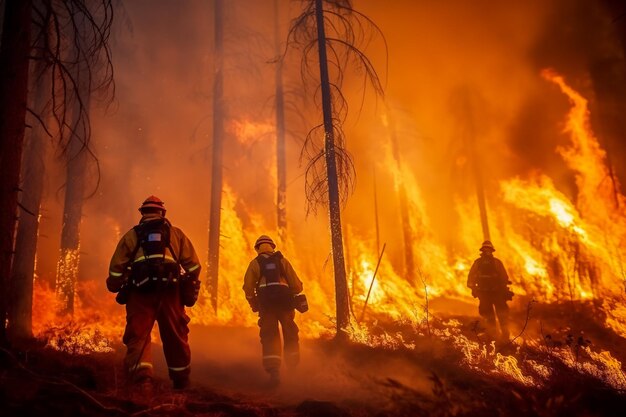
[31,0,626,319]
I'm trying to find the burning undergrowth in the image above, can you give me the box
[20,69,626,415]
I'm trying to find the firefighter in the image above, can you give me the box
[243,235,306,386]
[467,240,513,341]
[106,196,202,390]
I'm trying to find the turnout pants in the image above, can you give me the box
[478,294,510,339]
[123,285,191,383]
[258,308,299,372]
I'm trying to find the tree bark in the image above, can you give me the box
[0,0,32,345]
[274,0,287,244]
[314,0,350,335]
[8,37,51,340]
[55,31,90,315]
[463,99,490,242]
[386,112,416,281]
[207,0,224,312]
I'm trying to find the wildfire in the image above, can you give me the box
[33,281,124,354]
[55,247,81,314]
[228,119,274,145]
[30,70,626,395]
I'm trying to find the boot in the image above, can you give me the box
[173,375,190,390]
[268,368,280,388]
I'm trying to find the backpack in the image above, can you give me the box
[128,218,181,291]
[256,251,293,312]
[477,256,503,291]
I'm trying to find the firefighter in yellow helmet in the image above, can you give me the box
[243,235,307,386]
[467,240,513,341]
[106,196,202,390]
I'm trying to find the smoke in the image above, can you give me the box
[28,0,626,332]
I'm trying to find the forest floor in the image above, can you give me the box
[2,299,626,416]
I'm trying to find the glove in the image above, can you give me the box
[470,287,478,298]
[247,296,259,313]
[180,273,201,307]
[106,275,127,293]
[293,293,309,313]
[115,285,129,305]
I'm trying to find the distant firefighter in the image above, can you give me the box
[243,235,308,386]
[106,196,202,390]
[467,240,514,341]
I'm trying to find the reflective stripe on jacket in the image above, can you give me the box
[242,250,303,299]
[109,214,201,279]
[467,254,509,290]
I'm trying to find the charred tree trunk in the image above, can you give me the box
[387,112,416,281]
[55,118,88,315]
[274,0,287,244]
[0,0,32,345]
[55,35,90,315]
[207,0,224,312]
[314,0,350,335]
[466,116,490,242]
[8,37,51,341]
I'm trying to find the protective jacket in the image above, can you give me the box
[242,249,303,301]
[108,213,201,289]
[467,254,510,294]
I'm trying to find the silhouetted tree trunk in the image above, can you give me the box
[274,0,287,244]
[207,0,224,312]
[55,14,91,315]
[55,102,89,315]
[386,111,416,281]
[8,29,51,340]
[0,0,32,346]
[464,104,490,242]
[314,0,350,334]
[290,0,385,337]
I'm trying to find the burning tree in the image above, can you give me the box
[207,0,224,312]
[287,0,385,336]
[1,0,114,341]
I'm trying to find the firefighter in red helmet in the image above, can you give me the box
[467,240,513,341]
[106,196,202,390]
[243,235,307,386]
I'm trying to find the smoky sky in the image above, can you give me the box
[31,0,626,306]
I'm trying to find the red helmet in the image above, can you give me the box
[138,195,166,213]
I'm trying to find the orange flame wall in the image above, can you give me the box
[29,1,626,340]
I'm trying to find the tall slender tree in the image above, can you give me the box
[457,88,490,242]
[55,56,90,315]
[0,0,33,346]
[288,0,385,336]
[274,0,288,243]
[207,0,225,312]
[384,109,416,281]
[9,13,52,339]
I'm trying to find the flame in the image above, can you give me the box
[228,119,274,145]
[55,247,81,314]
[34,281,124,354]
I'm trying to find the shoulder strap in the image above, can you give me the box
[128,225,143,265]
[130,218,179,264]
[162,219,180,264]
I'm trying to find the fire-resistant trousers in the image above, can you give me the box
[258,308,299,372]
[478,295,510,339]
[123,285,191,384]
